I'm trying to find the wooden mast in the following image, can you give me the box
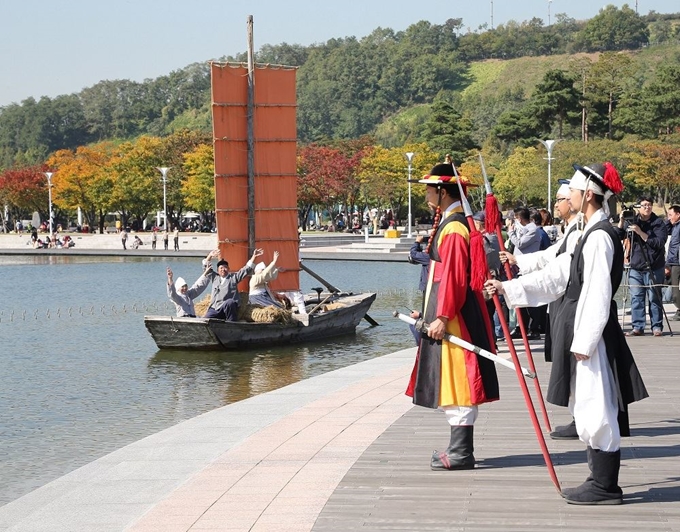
[246,15,255,256]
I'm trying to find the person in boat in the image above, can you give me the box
[249,251,290,308]
[485,162,648,505]
[202,248,263,320]
[166,266,211,318]
[405,162,499,472]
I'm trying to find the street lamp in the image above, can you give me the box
[548,0,552,26]
[44,172,54,236]
[156,167,172,230]
[537,140,560,212]
[405,152,415,238]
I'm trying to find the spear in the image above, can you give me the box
[452,164,560,492]
[479,152,551,432]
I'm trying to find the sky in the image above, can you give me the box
[1,0,678,107]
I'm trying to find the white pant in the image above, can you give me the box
[569,337,621,452]
[441,405,478,426]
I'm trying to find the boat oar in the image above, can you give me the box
[299,261,379,326]
[309,293,335,314]
[393,312,535,378]
[300,262,340,293]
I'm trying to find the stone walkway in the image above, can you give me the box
[1,331,679,531]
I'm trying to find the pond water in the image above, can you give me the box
[0,256,420,506]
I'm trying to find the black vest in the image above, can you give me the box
[547,221,648,435]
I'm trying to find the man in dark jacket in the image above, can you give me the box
[616,197,668,336]
[665,205,680,320]
[408,234,431,344]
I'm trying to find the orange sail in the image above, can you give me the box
[211,62,299,291]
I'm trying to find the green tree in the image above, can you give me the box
[589,52,636,139]
[575,4,649,52]
[644,64,680,136]
[532,69,580,138]
[493,110,545,148]
[492,147,545,205]
[422,97,478,164]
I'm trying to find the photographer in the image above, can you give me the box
[617,197,668,336]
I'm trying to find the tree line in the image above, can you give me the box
[2,5,679,170]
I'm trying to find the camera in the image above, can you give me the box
[620,203,638,223]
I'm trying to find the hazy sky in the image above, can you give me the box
[1,0,678,107]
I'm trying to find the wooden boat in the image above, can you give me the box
[144,18,376,350]
[145,292,376,350]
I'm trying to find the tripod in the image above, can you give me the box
[624,230,674,335]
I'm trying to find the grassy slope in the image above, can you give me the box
[461,43,680,102]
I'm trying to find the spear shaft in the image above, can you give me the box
[479,153,552,433]
[451,165,560,492]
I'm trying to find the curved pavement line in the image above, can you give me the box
[0,348,416,532]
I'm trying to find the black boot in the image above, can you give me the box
[562,447,623,505]
[431,426,475,471]
[550,419,578,440]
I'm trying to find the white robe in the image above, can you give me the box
[502,210,620,451]
[515,217,582,274]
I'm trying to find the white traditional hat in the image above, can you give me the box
[556,182,571,198]
[568,162,623,215]
[175,277,187,290]
[569,163,623,200]
[254,262,266,273]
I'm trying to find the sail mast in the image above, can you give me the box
[246,15,256,256]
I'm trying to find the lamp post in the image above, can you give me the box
[405,152,415,238]
[44,172,54,236]
[156,167,172,230]
[548,0,552,26]
[537,140,559,212]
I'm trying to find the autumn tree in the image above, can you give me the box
[46,142,118,232]
[0,164,50,229]
[623,141,680,205]
[109,136,165,230]
[157,129,212,227]
[357,143,439,223]
[297,144,356,229]
[182,143,215,227]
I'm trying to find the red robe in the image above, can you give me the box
[406,209,499,408]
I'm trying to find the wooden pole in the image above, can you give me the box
[246,15,256,256]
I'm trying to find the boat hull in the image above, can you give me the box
[144,292,377,350]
